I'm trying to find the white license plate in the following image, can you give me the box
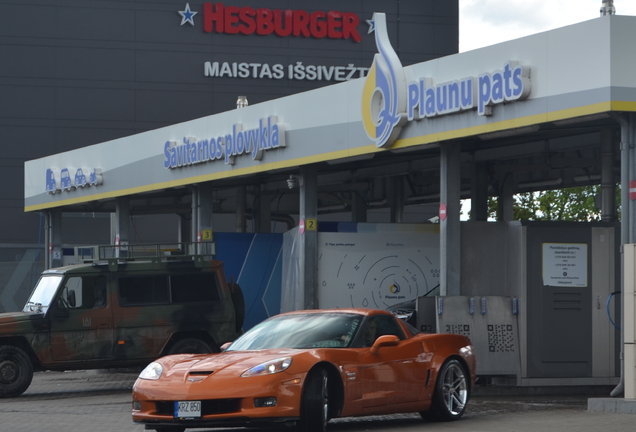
[174,401,201,418]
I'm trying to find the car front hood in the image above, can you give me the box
[0,311,46,335]
[161,349,300,381]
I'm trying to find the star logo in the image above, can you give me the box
[366,19,376,34]
[178,3,197,26]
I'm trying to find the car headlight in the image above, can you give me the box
[241,357,292,377]
[139,362,163,380]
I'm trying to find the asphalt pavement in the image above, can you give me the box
[0,370,633,432]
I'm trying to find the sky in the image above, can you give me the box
[459,0,636,52]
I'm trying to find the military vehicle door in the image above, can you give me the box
[49,274,114,361]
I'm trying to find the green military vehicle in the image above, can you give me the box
[0,245,244,397]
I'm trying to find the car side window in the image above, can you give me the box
[118,273,219,306]
[62,276,107,309]
[361,315,405,347]
[119,276,170,306]
[170,273,220,303]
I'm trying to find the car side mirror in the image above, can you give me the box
[67,289,76,308]
[220,342,232,352]
[370,335,400,354]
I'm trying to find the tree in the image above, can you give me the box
[487,185,616,221]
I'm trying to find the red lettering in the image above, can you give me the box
[310,11,327,38]
[203,2,224,33]
[203,4,361,42]
[256,8,274,35]
[292,10,310,37]
[224,5,240,34]
[274,9,293,37]
[342,12,361,42]
[238,7,255,34]
[327,11,342,39]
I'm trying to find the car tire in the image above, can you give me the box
[420,359,468,422]
[167,338,215,355]
[0,345,34,398]
[299,367,329,432]
[228,282,245,333]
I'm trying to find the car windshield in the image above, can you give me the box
[23,275,63,313]
[227,313,363,351]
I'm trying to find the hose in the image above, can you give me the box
[606,291,621,331]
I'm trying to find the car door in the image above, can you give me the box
[357,315,426,408]
[49,275,114,361]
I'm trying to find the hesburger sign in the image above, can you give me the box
[203,2,362,42]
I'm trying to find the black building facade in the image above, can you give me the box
[1,0,457,246]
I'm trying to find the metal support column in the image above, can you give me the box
[114,197,130,258]
[471,162,489,221]
[236,186,247,233]
[613,112,636,398]
[255,185,271,233]
[351,190,367,222]
[626,114,636,399]
[300,164,318,309]
[47,210,63,269]
[197,183,215,253]
[601,128,617,222]
[440,142,461,296]
[188,186,198,245]
[501,173,515,222]
[389,176,404,223]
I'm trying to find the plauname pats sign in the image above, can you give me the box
[361,12,531,149]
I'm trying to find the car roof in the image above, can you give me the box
[277,308,393,317]
[41,259,224,274]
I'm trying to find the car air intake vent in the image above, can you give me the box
[156,399,241,416]
[189,371,213,375]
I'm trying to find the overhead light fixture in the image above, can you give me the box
[367,199,387,206]
[319,204,347,211]
[407,190,471,202]
[236,95,248,109]
[407,193,440,202]
[518,178,563,189]
[478,125,539,140]
[573,174,601,182]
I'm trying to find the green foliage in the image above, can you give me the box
[488,185,615,221]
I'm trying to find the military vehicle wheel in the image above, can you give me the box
[167,338,215,355]
[228,282,245,333]
[0,345,34,398]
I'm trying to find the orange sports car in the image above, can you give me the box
[132,308,476,432]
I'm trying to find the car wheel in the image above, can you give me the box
[167,338,214,355]
[421,359,468,422]
[299,368,329,432]
[0,345,34,398]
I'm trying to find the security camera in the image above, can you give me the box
[287,175,298,189]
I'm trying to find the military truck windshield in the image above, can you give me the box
[23,275,63,313]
